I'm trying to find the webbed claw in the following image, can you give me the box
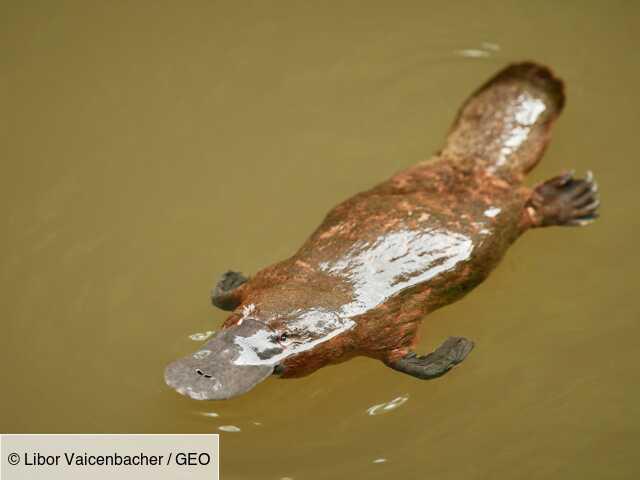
[211,271,248,311]
[385,337,474,380]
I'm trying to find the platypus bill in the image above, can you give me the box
[165,62,600,400]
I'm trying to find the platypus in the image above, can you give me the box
[165,62,600,400]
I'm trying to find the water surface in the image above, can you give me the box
[2,1,639,478]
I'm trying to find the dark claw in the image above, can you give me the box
[439,336,475,364]
[385,336,475,380]
[211,271,248,311]
[530,171,600,227]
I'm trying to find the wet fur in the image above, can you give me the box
[216,63,596,378]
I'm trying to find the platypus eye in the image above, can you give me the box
[272,331,294,344]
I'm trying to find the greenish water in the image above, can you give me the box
[1,1,639,478]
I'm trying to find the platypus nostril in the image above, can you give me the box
[195,368,213,379]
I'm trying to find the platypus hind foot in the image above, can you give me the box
[211,271,248,311]
[385,337,474,380]
[526,171,600,227]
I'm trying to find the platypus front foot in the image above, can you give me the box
[385,337,474,380]
[211,271,248,311]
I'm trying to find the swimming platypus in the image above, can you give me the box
[165,62,600,400]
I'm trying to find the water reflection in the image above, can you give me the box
[321,229,474,318]
[189,331,215,341]
[367,395,409,416]
[494,92,547,170]
[455,42,500,59]
[198,412,219,418]
[455,49,491,58]
[218,425,241,433]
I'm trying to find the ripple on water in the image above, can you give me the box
[367,395,409,416]
[218,425,241,433]
[455,49,490,58]
[189,331,215,341]
[198,411,219,418]
[454,42,500,59]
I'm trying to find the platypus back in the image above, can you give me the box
[443,62,565,179]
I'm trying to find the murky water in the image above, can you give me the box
[2,1,639,478]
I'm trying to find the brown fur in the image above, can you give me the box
[221,63,566,377]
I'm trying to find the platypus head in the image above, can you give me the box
[165,302,353,400]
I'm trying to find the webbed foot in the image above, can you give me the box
[211,271,248,311]
[385,337,474,380]
[527,171,600,227]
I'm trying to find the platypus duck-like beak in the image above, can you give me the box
[164,319,280,400]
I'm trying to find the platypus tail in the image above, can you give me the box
[442,62,565,179]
